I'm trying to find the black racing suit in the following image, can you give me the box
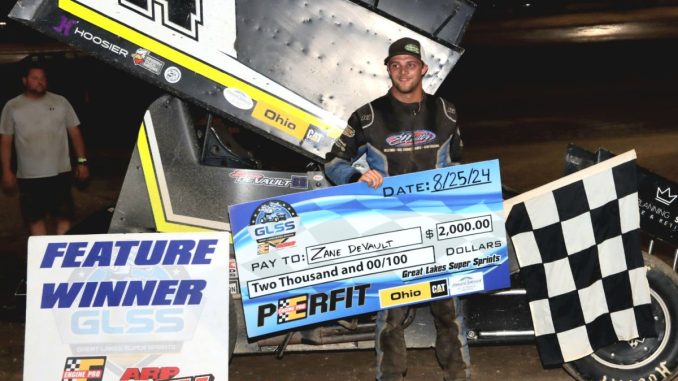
[325,92,470,381]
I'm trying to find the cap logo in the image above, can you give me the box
[404,43,420,54]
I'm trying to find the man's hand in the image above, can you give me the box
[359,169,384,189]
[74,164,89,182]
[1,170,16,193]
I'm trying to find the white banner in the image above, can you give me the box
[24,232,229,381]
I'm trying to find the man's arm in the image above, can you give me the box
[0,134,16,191]
[324,110,387,188]
[441,98,463,165]
[67,125,89,181]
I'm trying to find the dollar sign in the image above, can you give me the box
[425,229,434,239]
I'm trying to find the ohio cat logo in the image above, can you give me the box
[249,200,298,254]
[119,0,204,40]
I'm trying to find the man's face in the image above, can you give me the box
[387,55,428,95]
[22,68,48,96]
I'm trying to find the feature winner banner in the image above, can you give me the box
[24,232,229,381]
[230,160,509,337]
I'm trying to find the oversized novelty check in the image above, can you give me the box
[230,159,509,337]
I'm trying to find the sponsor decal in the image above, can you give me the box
[163,66,182,83]
[229,170,308,189]
[639,198,678,231]
[386,130,437,148]
[257,241,269,255]
[62,356,106,381]
[53,15,78,36]
[304,126,324,145]
[229,281,239,295]
[256,284,370,327]
[276,295,308,323]
[342,126,355,138]
[449,273,484,294]
[249,201,299,254]
[404,43,420,54]
[656,187,676,205]
[229,258,238,279]
[333,138,347,152]
[73,27,129,57]
[252,102,308,140]
[222,87,254,110]
[132,48,165,75]
[430,279,448,298]
[120,366,215,381]
[379,281,431,308]
[313,174,325,182]
[119,0,204,40]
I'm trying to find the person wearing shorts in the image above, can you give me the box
[1,63,89,235]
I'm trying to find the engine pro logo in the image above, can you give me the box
[277,295,308,323]
[249,200,298,254]
[62,356,106,381]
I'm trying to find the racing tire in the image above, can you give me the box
[229,294,237,362]
[563,254,678,381]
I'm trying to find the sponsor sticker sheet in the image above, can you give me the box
[230,159,510,337]
[24,232,229,381]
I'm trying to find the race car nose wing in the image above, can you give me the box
[9,0,475,161]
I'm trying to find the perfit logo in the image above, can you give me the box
[257,285,370,327]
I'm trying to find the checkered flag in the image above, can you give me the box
[64,358,80,371]
[505,150,655,366]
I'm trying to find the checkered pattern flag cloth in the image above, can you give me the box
[63,358,80,381]
[504,150,655,366]
[64,358,80,370]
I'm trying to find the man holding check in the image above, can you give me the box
[325,37,469,381]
